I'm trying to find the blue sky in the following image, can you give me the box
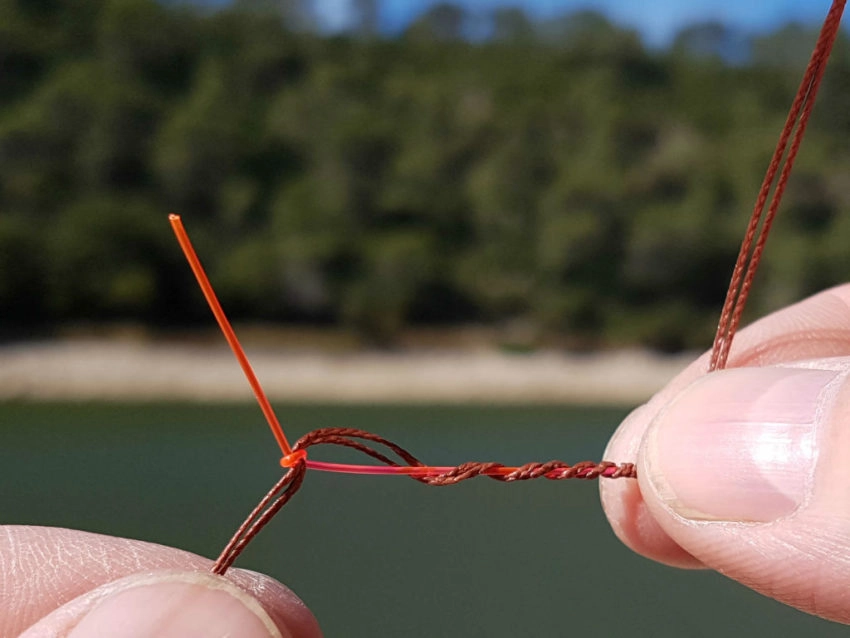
[310,0,837,45]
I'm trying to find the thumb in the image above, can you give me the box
[639,361,850,622]
[20,570,311,638]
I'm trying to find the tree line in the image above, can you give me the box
[2,0,850,350]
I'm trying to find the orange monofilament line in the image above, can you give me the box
[168,214,293,457]
[171,214,615,479]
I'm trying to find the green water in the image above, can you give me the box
[0,402,844,637]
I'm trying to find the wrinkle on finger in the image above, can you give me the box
[0,526,209,635]
[0,526,320,638]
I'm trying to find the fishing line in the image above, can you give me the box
[169,214,636,575]
[210,428,636,575]
[169,0,846,576]
[709,0,846,371]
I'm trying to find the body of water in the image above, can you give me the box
[0,402,843,636]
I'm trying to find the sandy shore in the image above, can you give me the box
[0,339,695,404]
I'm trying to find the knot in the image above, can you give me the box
[280,449,308,468]
[212,425,636,576]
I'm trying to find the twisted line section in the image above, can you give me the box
[294,427,636,484]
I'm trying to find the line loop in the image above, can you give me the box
[211,427,636,574]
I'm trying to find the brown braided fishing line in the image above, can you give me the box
[212,428,636,574]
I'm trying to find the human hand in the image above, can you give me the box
[601,283,850,623]
[2,526,321,637]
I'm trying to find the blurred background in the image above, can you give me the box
[2,0,850,349]
[1,0,850,635]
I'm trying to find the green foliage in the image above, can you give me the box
[45,196,176,319]
[0,214,47,328]
[342,231,435,343]
[1,0,848,349]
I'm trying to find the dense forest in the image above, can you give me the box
[2,0,850,349]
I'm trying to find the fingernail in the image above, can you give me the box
[67,573,284,638]
[644,367,838,522]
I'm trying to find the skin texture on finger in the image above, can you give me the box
[0,526,321,638]
[21,571,288,638]
[600,284,850,568]
[636,362,850,623]
[600,404,701,569]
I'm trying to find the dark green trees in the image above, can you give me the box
[0,0,846,349]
